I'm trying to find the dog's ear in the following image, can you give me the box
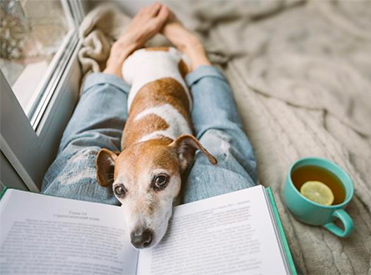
[170,134,217,172]
[96,149,118,187]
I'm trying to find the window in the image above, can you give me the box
[1,0,84,191]
[1,0,81,129]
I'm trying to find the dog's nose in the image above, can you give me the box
[130,228,153,248]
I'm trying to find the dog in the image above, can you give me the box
[96,47,217,249]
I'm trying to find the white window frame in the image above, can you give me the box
[0,0,84,192]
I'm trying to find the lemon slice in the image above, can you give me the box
[300,181,334,205]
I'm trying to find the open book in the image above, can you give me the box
[0,186,296,275]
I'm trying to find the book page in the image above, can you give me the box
[0,190,138,275]
[137,186,287,275]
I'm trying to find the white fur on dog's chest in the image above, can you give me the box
[122,48,192,111]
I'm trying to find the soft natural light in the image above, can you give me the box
[0,0,69,114]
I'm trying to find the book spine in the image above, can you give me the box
[267,187,297,275]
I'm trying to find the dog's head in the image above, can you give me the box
[96,135,217,249]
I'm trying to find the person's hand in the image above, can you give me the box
[104,2,170,77]
[161,10,211,71]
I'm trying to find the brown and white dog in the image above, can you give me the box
[96,47,217,249]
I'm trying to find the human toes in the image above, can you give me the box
[147,2,162,17]
[152,5,170,25]
[139,2,162,18]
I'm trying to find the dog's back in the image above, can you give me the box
[121,47,192,148]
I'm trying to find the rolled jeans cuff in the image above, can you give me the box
[82,73,130,95]
[186,65,228,87]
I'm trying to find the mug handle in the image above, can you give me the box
[323,209,354,237]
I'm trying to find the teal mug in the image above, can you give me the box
[284,157,354,237]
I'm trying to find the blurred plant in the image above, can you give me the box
[0,0,29,60]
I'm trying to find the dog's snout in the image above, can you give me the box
[131,228,153,249]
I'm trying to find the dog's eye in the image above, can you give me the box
[152,174,169,191]
[114,184,126,197]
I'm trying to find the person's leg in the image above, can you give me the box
[181,67,257,203]
[42,74,130,204]
[59,74,130,153]
[162,13,257,204]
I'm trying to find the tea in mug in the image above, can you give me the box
[291,165,346,205]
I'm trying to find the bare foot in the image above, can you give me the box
[104,2,170,77]
[162,11,211,71]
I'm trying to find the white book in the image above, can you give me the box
[0,186,296,275]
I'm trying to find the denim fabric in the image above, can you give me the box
[182,66,257,203]
[42,66,257,205]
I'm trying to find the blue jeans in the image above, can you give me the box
[42,66,257,204]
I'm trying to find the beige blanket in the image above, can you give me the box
[78,1,371,274]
